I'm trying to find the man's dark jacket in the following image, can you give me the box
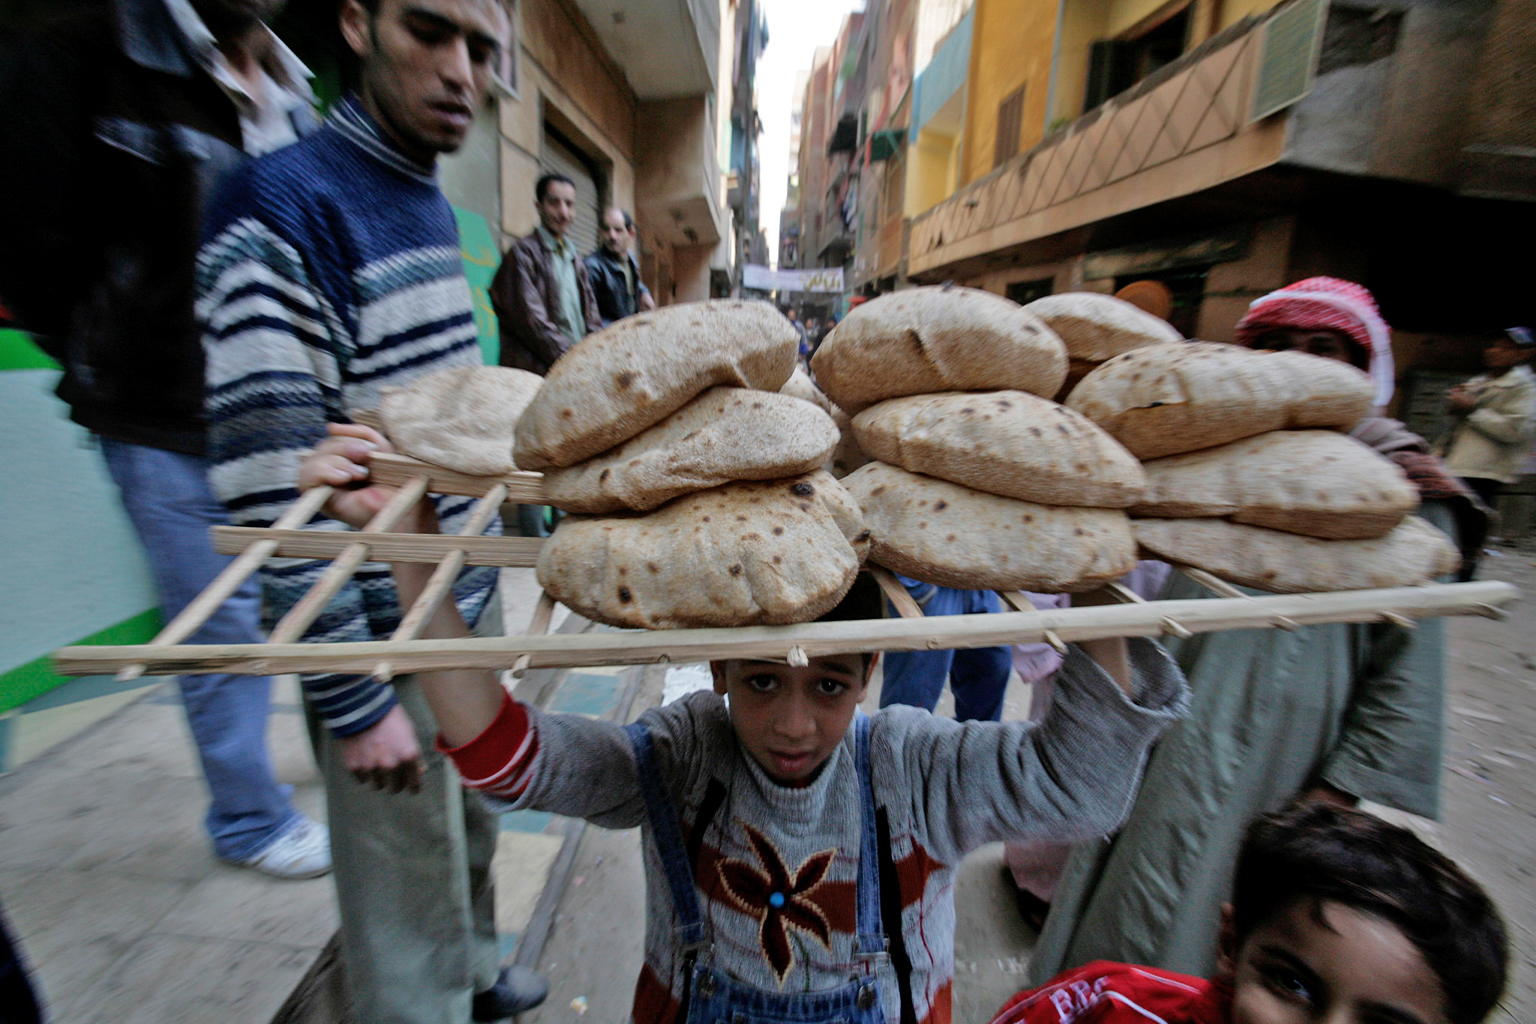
[583,247,651,327]
[491,230,602,376]
[0,0,316,454]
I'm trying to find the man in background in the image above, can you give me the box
[1442,326,1536,578]
[492,173,601,536]
[585,206,656,326]
[0,0,326,879]
[492,173,601,374]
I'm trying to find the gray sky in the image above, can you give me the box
[758,0,865,268]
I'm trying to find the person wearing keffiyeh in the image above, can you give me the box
[1025,277,1486,985]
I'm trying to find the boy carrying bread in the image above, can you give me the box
[301,423,1190,1024]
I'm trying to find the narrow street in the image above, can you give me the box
[513,550,1536,1024]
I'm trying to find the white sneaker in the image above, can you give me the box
[231,818,332,880]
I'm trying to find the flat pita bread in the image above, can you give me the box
[540,388,839,513]
[810,286,1067,413]
[1023,292,1183,362]
[843,462,1137,592]
[779,367,869,477]
[1133,430,1419,539]
[378,365,542,475]
[852,391,1146,507]
[1132,516,1460,593]
[1066,342,1375,459]
[513,299,798,469]
[536,471,871,629]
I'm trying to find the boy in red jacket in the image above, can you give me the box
[989,805,1506,1024]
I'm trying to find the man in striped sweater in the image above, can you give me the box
[197,0,546,1020]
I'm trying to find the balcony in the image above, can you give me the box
[635,94,725,248]
[909,0,1519,280]
[573,0,719,99]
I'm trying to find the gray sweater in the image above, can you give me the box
[490,640,1188,1023]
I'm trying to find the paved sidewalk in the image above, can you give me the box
[0,567,594,1024]
[0,675,334,1024]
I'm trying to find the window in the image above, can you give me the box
[994,86,1026,168]
[1084,2,1191,112]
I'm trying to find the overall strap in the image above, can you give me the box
[854,714,888,959]
[625,722,707,949]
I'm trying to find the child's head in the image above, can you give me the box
[1220,805,1507,1024]
[710,574,885,785]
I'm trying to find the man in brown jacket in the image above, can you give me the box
[491,173,602,375]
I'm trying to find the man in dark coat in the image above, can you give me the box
[584,206,655,326]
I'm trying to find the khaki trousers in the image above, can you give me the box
[307,598,503,1023]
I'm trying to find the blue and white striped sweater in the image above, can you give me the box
[198,96,497,737]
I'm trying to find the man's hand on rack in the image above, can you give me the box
[300,422,434,533]
[341,704,424,793]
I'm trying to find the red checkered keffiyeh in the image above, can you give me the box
[1235,277,1396,407]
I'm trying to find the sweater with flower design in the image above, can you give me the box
[444,640,1188,1024]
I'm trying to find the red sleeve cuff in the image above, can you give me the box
[437,691,535,793]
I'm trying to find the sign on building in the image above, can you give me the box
[743,265,846,293]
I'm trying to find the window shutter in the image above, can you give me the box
[994,86,1026,168]
[1249,0,1329,122]
[1084,40,1124,113]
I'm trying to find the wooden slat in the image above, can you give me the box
[268,476,430,644]
[368,452,546,504]
[997,591,1038,612]
[375,485,510,682]
[1178,566,1248,600]
[869,567,924,619]
[54,581,1520,678]
[511,590,558,679]
[1103,582,1146,604]
[116,485,336,682]
[352,409,385,432]
[998,593,1069,653]
[213,527,544,568]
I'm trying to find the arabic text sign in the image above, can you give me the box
[742,265,845,293]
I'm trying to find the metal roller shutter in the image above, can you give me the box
[541,127,602,257]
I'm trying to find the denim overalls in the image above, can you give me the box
[624,715,890,1024]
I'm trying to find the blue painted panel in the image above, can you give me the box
[913,8,974,135]
[0,370,157,673]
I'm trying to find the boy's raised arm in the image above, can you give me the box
[299,425,508,748]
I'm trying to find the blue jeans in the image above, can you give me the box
[100,439,300,860]
[879,582,1013,722]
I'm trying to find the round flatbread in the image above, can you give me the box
[1023,292,1182,362]
[810,286,1067,413]
[843,461,1137,592]
[851,391,1146,507]
[541,388,840,513]
[378,365,542,475]
[1066,342,1375,460]
[1131,515,1459,593]
[513,299,798,469]
[1132,430,1419,539]
[779,367,869,478]
[536,471,870,629]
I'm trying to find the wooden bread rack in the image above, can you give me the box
[52,452,1521,682]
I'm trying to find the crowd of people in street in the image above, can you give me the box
[0,0,1533,1022]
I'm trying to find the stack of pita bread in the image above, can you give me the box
[814,286,1150,592]
[514,300,871,629]
[1066,341,1460,591]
